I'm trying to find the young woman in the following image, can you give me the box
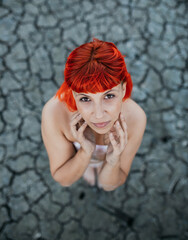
[41,38,147,191]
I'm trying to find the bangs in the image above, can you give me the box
[70,74,119,94]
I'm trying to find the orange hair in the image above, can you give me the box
[55,38,133,112]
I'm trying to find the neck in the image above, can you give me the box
[90,128,109,145]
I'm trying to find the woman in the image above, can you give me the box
[41,38,147,191]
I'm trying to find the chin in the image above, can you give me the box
[94,128,108,134]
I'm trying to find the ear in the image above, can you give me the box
[122,82,127,96]
[72,90,76,99]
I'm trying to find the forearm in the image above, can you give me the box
[98,161,126,191]
[53,148,91,186]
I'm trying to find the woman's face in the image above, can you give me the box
[72,83,126,134]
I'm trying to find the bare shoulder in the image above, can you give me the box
[124,98,147,120]
[41,95,76,142]
[41,96,69,132]
[123,98,147,137]
[42,96,63,120]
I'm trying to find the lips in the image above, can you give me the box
[92,121,111,128]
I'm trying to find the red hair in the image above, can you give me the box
[55,38,133,112]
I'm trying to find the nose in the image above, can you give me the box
[93,103,104,119]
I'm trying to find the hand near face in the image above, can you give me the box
[70,112,95,156]
[106,112,128,166]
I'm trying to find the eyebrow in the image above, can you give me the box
[76,89,118,97]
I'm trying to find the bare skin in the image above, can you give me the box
[41,85,146,188]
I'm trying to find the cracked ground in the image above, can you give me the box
[0,0,188,239]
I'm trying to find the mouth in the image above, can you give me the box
[92,121,111,128]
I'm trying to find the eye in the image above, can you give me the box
[79,97,90,102]
[105,94,115,99]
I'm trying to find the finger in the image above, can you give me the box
[120,113,128,144]
[109,132,118,149]
[70,114,82,130]
[78,121,88,137]
[115,121,125,149]
[71,112,80,121]
[70,114,82,137]
[125,130,128,145]
[70,114,82,127]
[120,112,127,132]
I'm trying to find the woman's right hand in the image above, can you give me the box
[70,113,95,156]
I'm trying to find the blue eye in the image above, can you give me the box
[79,97,90,102]
[105,94,115,99]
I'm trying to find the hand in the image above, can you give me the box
[70,112,95,156]
[106,112,128,166]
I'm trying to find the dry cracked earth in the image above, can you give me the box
[0,0,188,239]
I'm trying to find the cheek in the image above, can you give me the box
[106,102,122,120]
[107,101,122,112]
[76,105,90,118]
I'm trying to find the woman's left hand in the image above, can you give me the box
[106,112,128,166]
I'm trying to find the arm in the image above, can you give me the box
[99,110,147,191]
[98,160,127,191]
[53,148,92,186]
[41,103,92,187]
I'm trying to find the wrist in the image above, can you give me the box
[106,155,120,168]
[106,160,120,169]
[80,147,93,160]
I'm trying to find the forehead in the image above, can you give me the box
[73,84,121,96]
